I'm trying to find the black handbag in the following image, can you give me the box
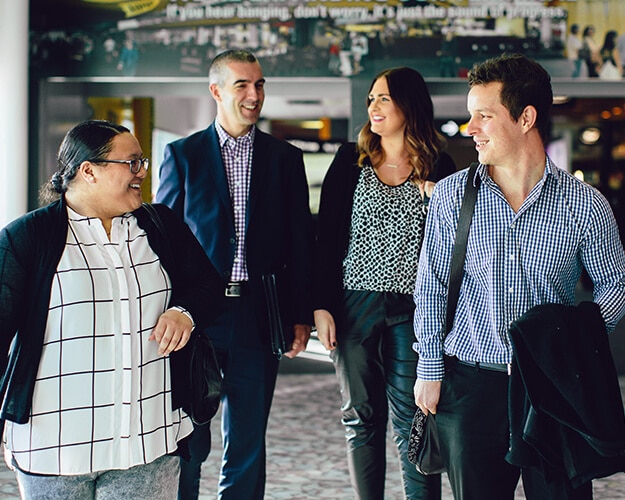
[142,203,223,425]
[408,408,446,475]
[408,163,480,475]
[187,332,222,425]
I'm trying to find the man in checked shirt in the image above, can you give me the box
[413,53,625,499]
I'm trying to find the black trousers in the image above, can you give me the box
[437,358,593,500]
[332,289,441,500]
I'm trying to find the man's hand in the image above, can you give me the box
[285,324,312,359]
[149,309,194,356]
[413,378,442,416]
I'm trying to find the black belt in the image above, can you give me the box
[457,359,511,375]
[225,281,249,297]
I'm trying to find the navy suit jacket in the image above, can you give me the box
[156,123,315,341]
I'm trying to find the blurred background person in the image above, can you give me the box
[117,38,139,76]
[0,119,223,499]
[438,30,459,77]
[339,32,354,76]
[103,34,117,65]
[599,30,622,80]
[617,31,625,77]
[313,66,456,500]
[581,25,601,77]
[351,32,369,75]
[328,37,341,75]
[566,23,583,77]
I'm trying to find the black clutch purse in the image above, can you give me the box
[408,408,446,475]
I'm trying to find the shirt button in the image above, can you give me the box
[508,287,514,293]
[509,254,515,261]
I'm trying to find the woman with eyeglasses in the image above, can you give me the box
[0,119,224,499]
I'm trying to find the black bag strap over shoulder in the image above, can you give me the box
[142,202,164,232]
[407,167,480,475]
[142,202,170,255]
[445,162,480,338]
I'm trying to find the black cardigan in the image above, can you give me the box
[313,142,457,314]
[0,198,224,428]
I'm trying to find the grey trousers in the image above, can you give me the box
[13,454,180,500]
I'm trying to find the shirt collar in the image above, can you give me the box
[544,155,557,178]
[66,206,131,229]
[215,120,255,148]
[475,155,555,186]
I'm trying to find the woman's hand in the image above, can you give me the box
[149,309,194,355]
[314,309,337,350]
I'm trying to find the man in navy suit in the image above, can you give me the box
[156,49,314,500]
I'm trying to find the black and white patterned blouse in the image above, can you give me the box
[342,164,428,295]
[4,207,192,475]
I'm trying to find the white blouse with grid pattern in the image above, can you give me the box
[3,208,193,475]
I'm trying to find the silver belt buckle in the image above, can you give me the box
[225,282,242,297]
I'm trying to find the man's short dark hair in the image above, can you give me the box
[468,53,553,144]
[208,49,258,86]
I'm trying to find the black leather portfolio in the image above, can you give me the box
[261,273,288,359]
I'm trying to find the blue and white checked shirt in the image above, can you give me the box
[216,121,254,282]
[413,159,625,381]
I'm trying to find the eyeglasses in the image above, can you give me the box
[89,157,150,174]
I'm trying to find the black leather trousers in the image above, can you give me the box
[331,289,441,500]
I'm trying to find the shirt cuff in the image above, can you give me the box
[168,306,196,331]
[416,356,445,381]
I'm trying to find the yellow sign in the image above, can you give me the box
[81,0,166,18]
[120,0,163,17]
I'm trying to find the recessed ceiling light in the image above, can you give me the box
[579,127,601,145]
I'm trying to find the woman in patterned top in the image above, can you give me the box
[0,120,223,499]
[313,67,456,500]
[599,30,622,79]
